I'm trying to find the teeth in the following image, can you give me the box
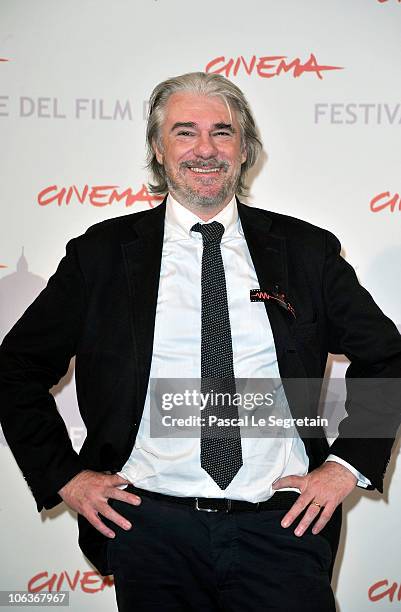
[190,167,220,173]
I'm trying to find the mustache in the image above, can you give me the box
[180,159,229,171]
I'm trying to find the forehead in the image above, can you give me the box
[162,91,237,128]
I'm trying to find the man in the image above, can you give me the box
[0,72,400,612]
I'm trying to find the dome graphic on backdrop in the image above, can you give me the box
[0,249,47,447]
[0,248,47,343]
[0,248,85,449]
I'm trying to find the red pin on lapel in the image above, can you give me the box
[250,288,296,319]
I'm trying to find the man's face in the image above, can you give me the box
[153,92,247,211]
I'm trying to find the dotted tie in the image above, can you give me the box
[192,221,243,489]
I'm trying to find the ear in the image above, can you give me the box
[153,139,164,165]
[241,145,247,164]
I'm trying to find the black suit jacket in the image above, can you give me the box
[1,197,400,575]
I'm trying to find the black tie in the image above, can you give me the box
[191,221,243,489]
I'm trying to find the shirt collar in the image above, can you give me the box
[165,193,240,241]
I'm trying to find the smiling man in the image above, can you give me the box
[152,91,247,216]
[1,72,400,612]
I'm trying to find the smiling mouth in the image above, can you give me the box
[188,167,221,174]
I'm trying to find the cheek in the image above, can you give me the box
[219,143,243,161]
[165,150,190,167]
[176,147,197,162]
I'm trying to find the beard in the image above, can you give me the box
[164,158,242,211]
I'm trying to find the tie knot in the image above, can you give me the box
[191,221,225,245]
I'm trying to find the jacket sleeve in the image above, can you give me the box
[0,238,87,510]
[322,230,401,492]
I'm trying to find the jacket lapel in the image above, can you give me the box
[122,198,166,415]
[238,200,312,427]
[237,199,294,366]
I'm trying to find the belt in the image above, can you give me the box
[126,485,299,513]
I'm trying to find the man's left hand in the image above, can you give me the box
[272,461,357,536]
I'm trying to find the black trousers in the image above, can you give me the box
[107,492,336,612]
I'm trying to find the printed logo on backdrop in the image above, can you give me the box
[27,570,113,594]
[368,579,401,602]
[314,103,401,124]
[205,54,343,80]
[0,250,86,450]
[370,191,401,213]
[0,59,140,121]
[37,184,164,208]
[0,96,135,120]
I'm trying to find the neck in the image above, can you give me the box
[169,191,235,221]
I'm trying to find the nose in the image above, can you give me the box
[192,132,218,159]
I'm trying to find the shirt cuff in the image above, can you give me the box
[325,454,372,488]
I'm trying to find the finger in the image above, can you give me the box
[281,494,313,528]
[311,506,335,535]
[109,474,131,485]
[100,504,133,531]
[110,489,142,507]
[293,503,323,537]
[272,475,304,490]
[86,511,116,539]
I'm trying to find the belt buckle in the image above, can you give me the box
[195,498,220,513]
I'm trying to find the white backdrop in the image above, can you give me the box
[1,1,400,610]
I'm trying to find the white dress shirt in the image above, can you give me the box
[118,194,369,500]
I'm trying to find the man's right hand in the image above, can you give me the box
[58,470,141,538]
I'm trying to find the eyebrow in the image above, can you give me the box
[170,121,236,133]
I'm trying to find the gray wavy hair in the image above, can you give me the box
[145,72,263,196]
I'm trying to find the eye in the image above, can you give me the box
[213,131,232,137]
[177,131,195,137]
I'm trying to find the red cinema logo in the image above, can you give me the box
[28,569,114,594]
[368,580,401,602]
[37,184,164,208]
[205,53,343,80]
[370,191,401,213]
